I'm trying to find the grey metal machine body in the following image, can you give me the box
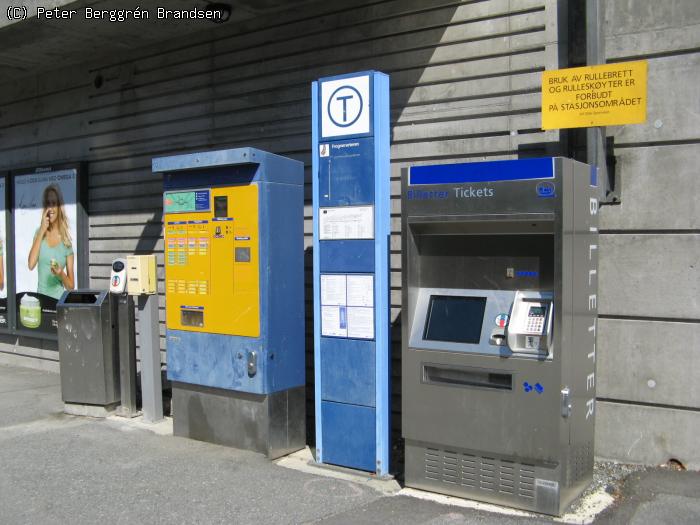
[401,158,598,516]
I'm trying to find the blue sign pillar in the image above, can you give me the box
[312,71,390,475]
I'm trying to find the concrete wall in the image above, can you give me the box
[595,0,700,469]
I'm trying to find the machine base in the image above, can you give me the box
[404,440,591,516]
[172,382,305,459]
[64,402,118,418]
[114,405,139,418]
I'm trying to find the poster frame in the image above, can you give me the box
[8,162,88,341]
[0,172,10,334]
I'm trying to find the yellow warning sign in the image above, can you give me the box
[542,61,647,130]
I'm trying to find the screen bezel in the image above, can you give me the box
[422,295,487,344]
[408,287,518,357]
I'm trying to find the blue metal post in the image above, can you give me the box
[312,71,391,476]
[312,81,324,464]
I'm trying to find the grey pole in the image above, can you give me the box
[115,293,138,418]
[138,294,163,422]
[586,0,610,200]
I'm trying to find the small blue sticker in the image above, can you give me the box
[523,382,532,393]
[516,270,539,278]
[536,181,556,198]
[495,313,509,327]
[339,306,347,329]
[534,383,544,394]
[590,165,598,187]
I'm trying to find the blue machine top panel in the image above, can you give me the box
[409,158,556,185]
[153,147,304,187]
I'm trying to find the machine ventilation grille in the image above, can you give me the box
[424,448,535,499]
[570,441,593,484]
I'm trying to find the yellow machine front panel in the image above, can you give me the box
[164,184,260,337]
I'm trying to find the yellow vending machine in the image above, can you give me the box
[153,148,305,458]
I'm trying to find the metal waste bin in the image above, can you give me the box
[57,290,119,406]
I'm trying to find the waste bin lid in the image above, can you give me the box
[58,290,108,306]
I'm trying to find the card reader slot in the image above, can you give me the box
[422,364,512,391]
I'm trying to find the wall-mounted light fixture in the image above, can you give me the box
[204,2,232,23]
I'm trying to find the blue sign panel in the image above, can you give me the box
[194,189,210,211]
[318,139,375,206]
[312,71,390,476]
[409,158,554,185]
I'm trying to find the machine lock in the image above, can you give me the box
[561,387,572,418]
[247,351,257,377]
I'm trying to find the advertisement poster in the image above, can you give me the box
[14,169,78,335]
[0,179,7,329]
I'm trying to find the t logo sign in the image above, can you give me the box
[320,75,370,138]
[328,86,363,127]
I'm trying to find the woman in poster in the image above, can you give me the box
[27,184,75,299]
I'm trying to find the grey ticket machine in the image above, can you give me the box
[401,158,599,515]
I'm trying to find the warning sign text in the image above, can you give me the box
[542,61,647,129]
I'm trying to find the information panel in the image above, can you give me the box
[164,189,210,214]
[319,206,374,240]
[320,274,374,339]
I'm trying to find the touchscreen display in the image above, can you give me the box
[423,295,486,344]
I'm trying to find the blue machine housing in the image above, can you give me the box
[153,148,305,396]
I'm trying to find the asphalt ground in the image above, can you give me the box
[1,363,698,524]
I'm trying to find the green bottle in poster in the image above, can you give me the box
[19,294,41,328]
